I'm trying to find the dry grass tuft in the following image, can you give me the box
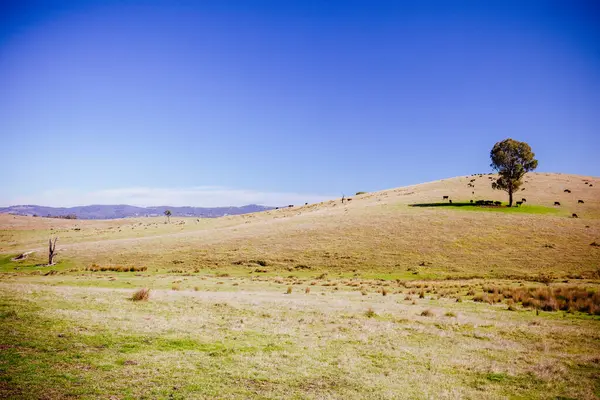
[365,307,377,318]
[420,309,434,317]
[286,286,292,294]
[305,287,310,294]
[131,288,150,301]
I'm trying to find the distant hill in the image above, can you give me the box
[0,204,274,219]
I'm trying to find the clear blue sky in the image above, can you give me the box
[1,0,599,207]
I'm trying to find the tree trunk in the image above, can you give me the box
[48,237,58,265]
[508,189,513,207]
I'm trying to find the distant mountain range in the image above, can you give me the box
[0,204,274,219]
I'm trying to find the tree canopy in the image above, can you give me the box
[490,138,538,207]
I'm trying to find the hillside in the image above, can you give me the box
[2,172,599,279]
[2,172,600,400]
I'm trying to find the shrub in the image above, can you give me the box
[382,288,388,296]
[286,286,292,294]
[365,307,377,318]
[355,191,367,195]
[86,264,147,272]
[420,309,434,317]
[131,288,150,301]
[444,311,456,317]
[305,287,310,294]
[172,283,181,291]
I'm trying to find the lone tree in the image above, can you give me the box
[164,209,172,224]
[490,138,538,207]
[48,237,58,265]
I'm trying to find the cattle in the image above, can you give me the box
[443,196,449,200]
[590,184,594,187]
[470,199,473,203]
[564,189,571,193]
[347,198,352,202]
[288,205,294,208]
[494,201,502,206]
[305,202,308,205]
[572,213,578,218]
[275,207,279,210]
[470,179,475,182]
[515,201,523,207]
[578,200,584,204]
[449,200,453,204]
[554,202,561,206]
[521,198,527,202]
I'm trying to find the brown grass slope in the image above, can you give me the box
[2,172,599,279]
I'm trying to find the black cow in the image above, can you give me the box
[521,198,527,202]
[515,201,523,207]
[578,200,584,204]
[572,213,578,218]
[470,199,473,203]
[443,196,449,200]
[288,205,294,208]
[449,200,453,204]
[494,201,502,206]
[564,189,571,193]
[554,202,561,206]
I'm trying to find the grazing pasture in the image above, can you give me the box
[1,172,599,399]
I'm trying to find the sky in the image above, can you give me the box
[1,0,599,207]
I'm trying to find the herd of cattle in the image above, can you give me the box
[441,179,592,219]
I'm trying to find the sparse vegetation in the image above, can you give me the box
[0,171,598,398]
[131,287,150,301]
[86,264,148,272]
[420,309,434,317]
[365,307,377,318]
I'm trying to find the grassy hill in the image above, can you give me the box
[1,172,599,399]
[2,172,598,279]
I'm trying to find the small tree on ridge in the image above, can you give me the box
[490,138,538,207]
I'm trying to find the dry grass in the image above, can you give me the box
[2,173,599,281]
[130,287,150,301]
[0,172,599,398]
[420,309,434,317]
[86,264,147,272]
